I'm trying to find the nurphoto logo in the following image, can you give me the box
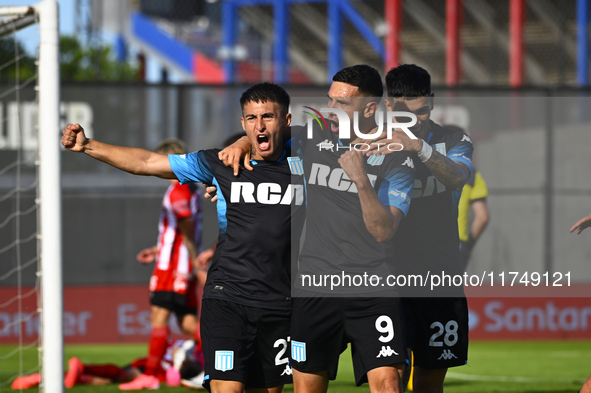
[302,107,418,153]
[303,107,419,140]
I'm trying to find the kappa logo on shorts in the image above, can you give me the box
[376,346,399,358]
[215,351,234,372]
[281,364,292,376]
[291,341,306,362]
[437,349,457,360]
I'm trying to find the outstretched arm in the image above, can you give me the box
[570,213,591,234]
[61,123,176,179]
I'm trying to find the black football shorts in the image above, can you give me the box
[402,297,469,369]
[291,296,407,386]
[200,299,292,391]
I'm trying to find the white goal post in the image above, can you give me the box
[0,2,62,393]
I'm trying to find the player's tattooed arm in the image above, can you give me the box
[61,123,176,179]
[361,130,469,191]
[339,150,399,242]
[422,148,471,191]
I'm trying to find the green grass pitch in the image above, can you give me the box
[1,341,590,392]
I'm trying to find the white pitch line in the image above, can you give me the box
[446,372,586,384]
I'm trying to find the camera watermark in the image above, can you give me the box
[314,139,405,153]
[302,106,419,141]
[299,271,573,292]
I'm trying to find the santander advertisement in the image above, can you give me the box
[0,285,200,344]
[467,297,591,340]
[2,286,591,342]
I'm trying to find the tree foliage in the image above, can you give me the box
[0,35,139,82]
[60,35,139,82]
[0,37,36,81]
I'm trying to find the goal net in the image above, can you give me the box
[0,2,61,393]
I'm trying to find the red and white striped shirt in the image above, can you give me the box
[149,182,201,294]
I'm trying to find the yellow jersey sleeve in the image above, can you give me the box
[469,171,488,201]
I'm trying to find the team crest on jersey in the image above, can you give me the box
[287,157,304,175]
[432,143,446,156]
[367,154,385,166]
[291,341,306,362]
[215,351,234,372]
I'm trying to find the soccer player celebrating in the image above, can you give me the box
[364,64,474,393]
[217,65,416,393]
[62,82,300,393]
[120,139,204,390]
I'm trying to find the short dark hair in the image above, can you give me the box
[240,82,290,115]
[385,64,431,98]
[332,65,383,98]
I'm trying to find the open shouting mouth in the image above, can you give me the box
[257,134,270,151]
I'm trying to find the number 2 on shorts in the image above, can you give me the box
[273,338,289,365]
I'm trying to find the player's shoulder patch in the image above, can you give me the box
[431,143,446,156]
[287,156,304,175]
[367,154,385,166]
